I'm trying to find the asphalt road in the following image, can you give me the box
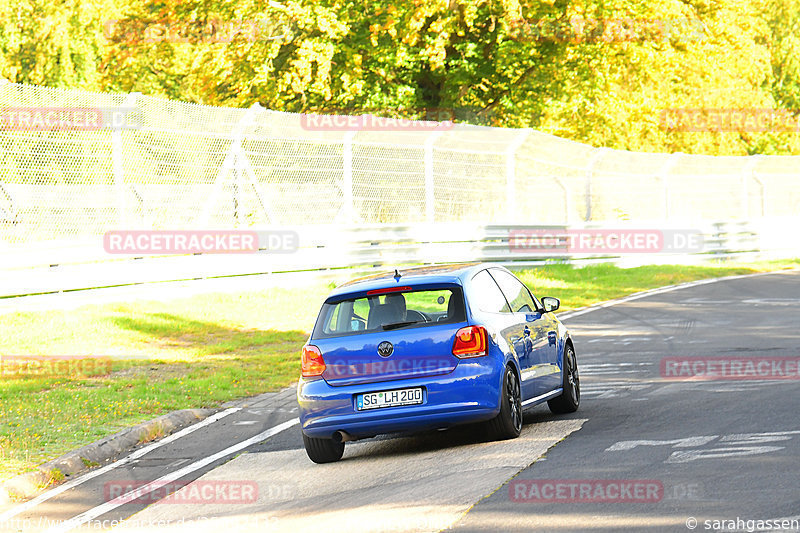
[451,269,800,533]
[2,269,798,533]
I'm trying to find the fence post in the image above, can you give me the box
[506,129,531,218]
[584,148,608,222]
[341,130,357,223]
[552,176,571,224]
[199,103,265,227]
[234,104,259,227]
[112,92,140,226]
[424,131,444,223]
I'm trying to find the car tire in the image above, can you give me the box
[548,343,580,414]
[486,365,523,440]
[303,433,345,464]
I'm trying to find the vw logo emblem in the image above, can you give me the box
[377,341,394,357]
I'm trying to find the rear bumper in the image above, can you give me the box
[298,357,504,439]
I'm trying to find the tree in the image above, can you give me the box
[0,0,116,89]
[2,0,799,155]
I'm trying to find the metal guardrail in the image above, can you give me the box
[1,220,786,299]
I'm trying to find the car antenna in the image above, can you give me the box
[394,269,401,281]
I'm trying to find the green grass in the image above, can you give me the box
[1,259,798,482]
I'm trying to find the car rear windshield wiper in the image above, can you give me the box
[381,320,419,331]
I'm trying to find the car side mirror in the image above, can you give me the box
[541,296,560,313]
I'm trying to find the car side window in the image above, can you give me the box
[471,270,512,313]
[489,269,538,314]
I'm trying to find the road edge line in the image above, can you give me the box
[46,418,300,533]
[0,409,240,521]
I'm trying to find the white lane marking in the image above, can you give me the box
[45,418,299,533]
[558,269,799,321]
[233,421,258,426]
[606,436,719,452]
[606,430,800,464]
[742,298,800,306]
[721,431,800,444]
[666,446,785,463]
[0,408,241,522]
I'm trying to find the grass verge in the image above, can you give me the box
[1,259,798,481]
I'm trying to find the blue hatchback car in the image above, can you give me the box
[297,263,579,463]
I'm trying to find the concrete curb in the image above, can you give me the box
[0,407,217,504]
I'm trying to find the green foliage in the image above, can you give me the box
[1,0,799,155]
[0,0,118,89]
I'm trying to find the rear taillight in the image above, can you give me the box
[452,326,488,358]
[301,345,326,377]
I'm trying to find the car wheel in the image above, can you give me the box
[486,365,523,440]
[302,433,345,464]
[548,343,580,414]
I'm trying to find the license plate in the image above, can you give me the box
[356,387,424,411]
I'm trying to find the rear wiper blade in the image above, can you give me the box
[381,320,418,331]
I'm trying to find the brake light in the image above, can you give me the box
[452,326,488,358]
[366,286,413,296]
[301,345,326,377]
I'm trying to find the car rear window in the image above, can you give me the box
[312,286,466,339]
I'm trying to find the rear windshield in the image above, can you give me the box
[312,286,466,339]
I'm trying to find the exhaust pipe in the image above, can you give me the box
[332,430,356,443]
